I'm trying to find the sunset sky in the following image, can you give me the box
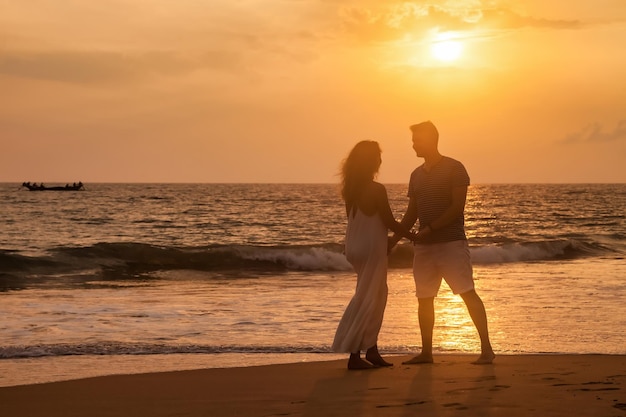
[1,1,625,184]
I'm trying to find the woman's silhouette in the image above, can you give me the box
[332,140,417,369]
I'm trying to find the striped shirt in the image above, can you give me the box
[408,156,470,244]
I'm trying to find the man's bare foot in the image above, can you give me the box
[472,351,495,365]
[348,357,376,370]
[365,352,393,367]
[401,353,434,365]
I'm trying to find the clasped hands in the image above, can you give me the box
[388,226,432,253]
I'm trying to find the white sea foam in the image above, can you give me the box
[470,240,573,264]
[238,246,352,271]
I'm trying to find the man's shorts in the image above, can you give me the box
[412,240,474,298]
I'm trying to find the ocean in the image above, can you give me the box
[1,183,625,386]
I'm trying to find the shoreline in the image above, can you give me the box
[1,354,624,416]
[0,352,347,388]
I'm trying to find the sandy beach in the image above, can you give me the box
[1,354,624,416]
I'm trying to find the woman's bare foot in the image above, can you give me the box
[348,356,376,370]
[472,351,496,365]
[401,353,434,365]
[365,352,393,367]
[364,345,393,367]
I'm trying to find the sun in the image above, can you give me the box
[431,39,463,62]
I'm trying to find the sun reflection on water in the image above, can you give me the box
[381,272,483,353]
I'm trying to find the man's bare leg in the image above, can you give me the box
[403,297,435,364]
[365,345,393,367]
[460,289,495,364]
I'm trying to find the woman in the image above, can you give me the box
[332,140,417,369]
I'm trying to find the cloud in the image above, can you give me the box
[0,49,245,84]
[479,8,582,30]
[0,1,321,84]
[337,2,582,43]
[560,120,626,143]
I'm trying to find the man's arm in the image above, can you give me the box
[428,185,467,231]
[417,185,467,241]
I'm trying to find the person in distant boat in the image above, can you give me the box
[332,140,418,370]
[388,121,495,365]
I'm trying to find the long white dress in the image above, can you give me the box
[332,207,388,353]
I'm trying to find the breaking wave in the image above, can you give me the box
[0,238,618,283]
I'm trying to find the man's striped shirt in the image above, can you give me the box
[408,156,470,244]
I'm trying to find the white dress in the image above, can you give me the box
[332,207,389,353]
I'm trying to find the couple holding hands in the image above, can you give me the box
[332,121,495,369]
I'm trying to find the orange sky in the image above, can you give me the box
[1,1,625,183]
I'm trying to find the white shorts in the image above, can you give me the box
[412,240,474,298]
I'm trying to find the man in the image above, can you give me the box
[390,121,495,365]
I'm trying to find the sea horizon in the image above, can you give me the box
[5,181,626,185]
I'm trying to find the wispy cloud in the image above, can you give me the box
[479,7,582,30]
[0,1,604,85]
[0,1,318,84]
[338,2,583,43]
[560,120,626,143]
[0,50,241,84]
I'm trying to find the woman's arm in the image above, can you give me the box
[388,193,418,248]
[373,183,416,240]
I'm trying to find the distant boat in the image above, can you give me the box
[22,182,85,191]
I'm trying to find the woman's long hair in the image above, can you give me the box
[340,140,381,206]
